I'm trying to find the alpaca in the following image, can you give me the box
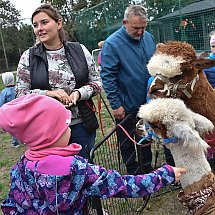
[147,41,215,154]
[136,98,215,215]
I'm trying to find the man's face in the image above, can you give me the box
[123,16,147,40]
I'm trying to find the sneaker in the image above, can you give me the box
[11,141,20,148]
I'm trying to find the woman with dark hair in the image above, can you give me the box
[15,4,102,159]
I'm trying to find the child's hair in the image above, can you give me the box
[2,72,14,86]
[31,4,66,43]
[209,30,215,37]
[98,40,104,48]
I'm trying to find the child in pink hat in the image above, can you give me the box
[0,94,187,214]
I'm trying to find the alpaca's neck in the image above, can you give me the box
[184,72,215,125]
[169,144,211,190]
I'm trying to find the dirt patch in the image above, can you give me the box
[143,189,187,215]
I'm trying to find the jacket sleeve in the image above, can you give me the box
[72,156,175,198]
[76,44,102,100]
[0,90,6,107]
[100,41,122,110]
[15,49,47,98]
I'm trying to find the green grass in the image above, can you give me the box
[0,76,3,91]
[0,132,27,202]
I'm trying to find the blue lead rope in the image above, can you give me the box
[137,124,178,145]
[162,136,178,144]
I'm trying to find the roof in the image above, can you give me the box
[159,0,215,19]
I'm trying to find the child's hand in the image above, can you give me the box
[172,167,187,183]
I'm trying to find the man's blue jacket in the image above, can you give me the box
[100,26,156,113]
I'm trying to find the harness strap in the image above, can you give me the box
[156,74,199,99]
[124,121,178,146]
[181,89,192,99]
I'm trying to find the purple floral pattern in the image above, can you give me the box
[1,155,175,214]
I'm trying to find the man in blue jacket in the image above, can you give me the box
[100,5,156,175]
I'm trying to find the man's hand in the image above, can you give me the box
[112,106,125,120]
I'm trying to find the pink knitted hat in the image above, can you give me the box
[0,94,71,150]
[210,35,215,45]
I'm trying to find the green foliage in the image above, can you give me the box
[0,0,21,71]
[0,74,3,90]
[0,132,27,203]
[40,0,104,41]
[17,24,35,52]
[0,0,35,72]
[0,0,20,26]
[145,0,197,20]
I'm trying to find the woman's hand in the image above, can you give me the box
[46,89,70,105]
[69,91,81,106]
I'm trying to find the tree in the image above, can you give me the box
[0,0,21,71]
[40,0,104,41]
[0,0,20,26]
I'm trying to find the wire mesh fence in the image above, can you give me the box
[154,0,215,52]
[75,0,215,53]
[75,0,130,51]
[85,114,180,215]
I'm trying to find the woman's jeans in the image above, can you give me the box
[69,123,96,160]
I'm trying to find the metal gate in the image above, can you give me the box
[85,114,179,214]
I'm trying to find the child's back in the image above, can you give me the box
[0,72,20,147]
[0,72,16,106]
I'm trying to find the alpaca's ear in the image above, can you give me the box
[171,122,209,151]
[198,52,209,59]
[156,43,165,49]
[190,111,214,136]
[194,58,215,69]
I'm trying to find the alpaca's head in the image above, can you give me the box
[137,98,214,151]
[147,41,215,99]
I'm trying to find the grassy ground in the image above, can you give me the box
[0,133,27,203]
[0,78,187,214]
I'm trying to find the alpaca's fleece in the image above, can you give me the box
[137,98,214,151]
[147,54,185,78]
[146,41,215,155]
[147,41,196,77]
